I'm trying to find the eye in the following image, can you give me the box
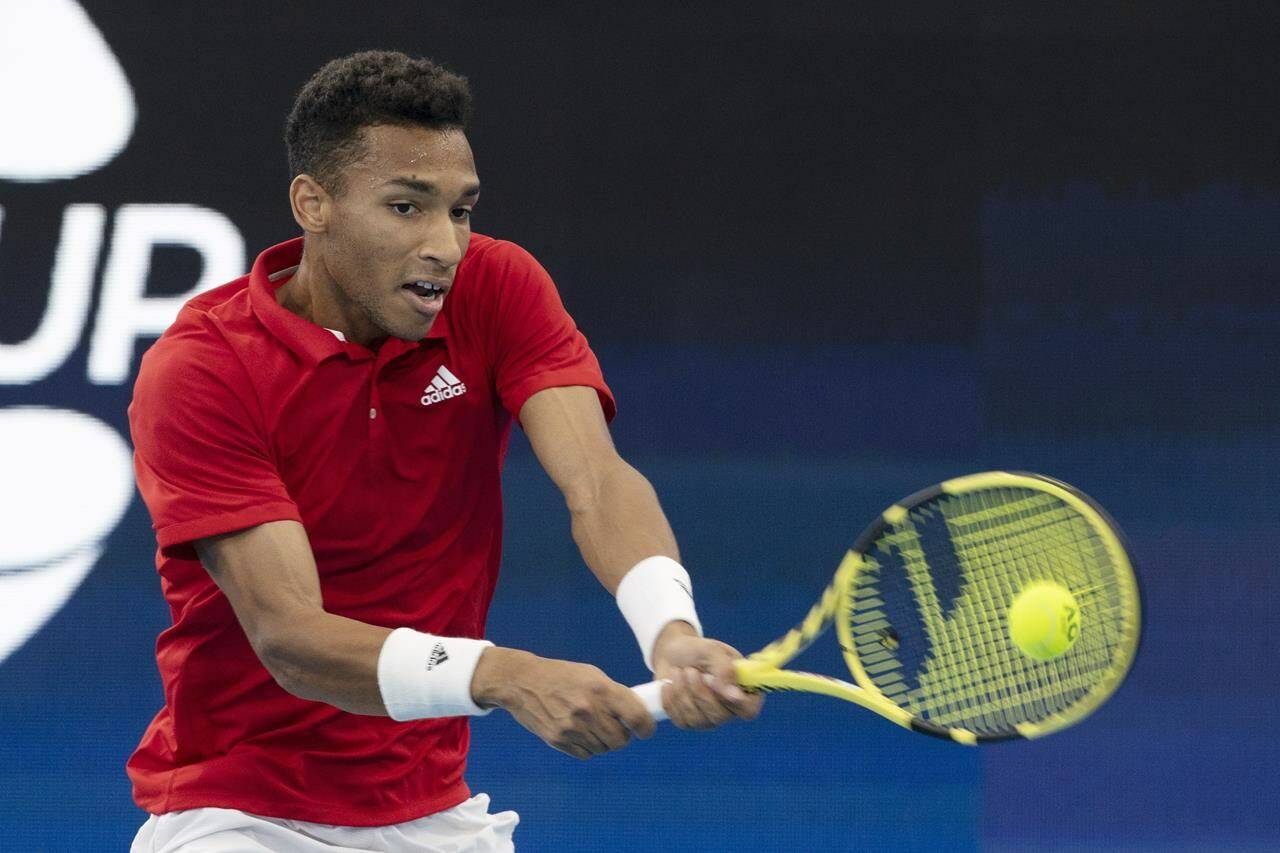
[451,208,473,221]
[390,202,417,216]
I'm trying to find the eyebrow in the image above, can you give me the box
[385,177,481,197]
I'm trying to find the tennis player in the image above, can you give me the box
[125,51,761,852]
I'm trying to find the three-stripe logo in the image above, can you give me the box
[420,365,467,407]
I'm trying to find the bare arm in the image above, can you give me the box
[521,385,763,728]
[519,385,680,594]
[196,517,656,754]
[195,520,392,715]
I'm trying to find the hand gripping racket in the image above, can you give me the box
[631,471,1141,743]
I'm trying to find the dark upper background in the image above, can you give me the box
[1,3,1277,851]
[5,2,1277,441]
[4,2,1275,344]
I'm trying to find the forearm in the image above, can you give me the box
[199,520,496,720]
[259,611,392,715]
[567,456,680,593]
[519,386,700,668]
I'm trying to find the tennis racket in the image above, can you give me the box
[631,471,1141,744]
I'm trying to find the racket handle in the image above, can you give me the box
[630,679,670,723]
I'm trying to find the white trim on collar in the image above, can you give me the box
[268,264,299,282]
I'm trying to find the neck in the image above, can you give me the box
[276,243,385,348]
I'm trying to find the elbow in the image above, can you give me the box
[563,479,603,517]
[263,655,311,700]
[252,621,316,699]
[562,455,637,516]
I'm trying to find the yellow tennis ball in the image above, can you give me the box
[1008,582,1081,661]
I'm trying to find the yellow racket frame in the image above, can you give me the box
[732,471,1141,745]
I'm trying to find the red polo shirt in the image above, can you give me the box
[126,234,613,825]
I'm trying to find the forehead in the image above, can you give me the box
[350,124,476,182]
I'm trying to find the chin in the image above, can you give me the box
[386,316,435,342]
[387,326,429,342]
[369,305,433,342]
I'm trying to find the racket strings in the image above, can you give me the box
[847,486,1136,735]
[922,494,1115,722]
[919,491,1119,728]
[932,493,1125,728]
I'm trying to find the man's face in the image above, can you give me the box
[318,124,479,341]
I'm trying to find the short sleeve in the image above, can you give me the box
[481,242,615,421]
[129,338,301,552]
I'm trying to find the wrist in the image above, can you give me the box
[470,646,532,710]
[615,555,704,670]
[651,620,699,670]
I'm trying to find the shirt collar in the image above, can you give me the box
[248,237,450,366]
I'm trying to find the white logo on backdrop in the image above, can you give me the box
[0,0,135,182]
[0,2,246,664]
[0,408,134,663]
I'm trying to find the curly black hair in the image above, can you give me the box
[285,50,472,194]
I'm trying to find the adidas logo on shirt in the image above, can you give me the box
[427,642,449,670]
[420,365,467,407]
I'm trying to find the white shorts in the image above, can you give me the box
[129,793,519,852]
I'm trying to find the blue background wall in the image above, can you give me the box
[2,3,1278,850]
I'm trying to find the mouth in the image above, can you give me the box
[401,280,449,316]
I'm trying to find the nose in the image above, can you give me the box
[415,211,465,270]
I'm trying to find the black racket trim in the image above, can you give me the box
[849,481,946,555]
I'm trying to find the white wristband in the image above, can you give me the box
[376,627,495,721]
[615,556,703,671]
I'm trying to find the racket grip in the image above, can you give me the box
[630,679,670,723]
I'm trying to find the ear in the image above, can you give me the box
[289,174,330,234]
